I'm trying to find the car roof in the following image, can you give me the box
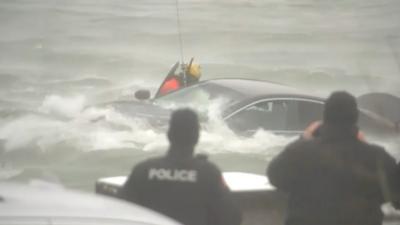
[202,78,323,99]
[0,182,181,225]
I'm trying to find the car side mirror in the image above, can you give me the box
[134,89,151,101]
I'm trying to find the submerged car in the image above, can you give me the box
[98,78,399,138]
[0,182,181,225]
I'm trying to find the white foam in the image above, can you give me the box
[195,96,294,156]
[39,95,86,119]
[80,96,292,155]
[0,84,360,157]
[0,115,64,151]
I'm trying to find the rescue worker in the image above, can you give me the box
[120,108,242,225]
[158,74,183,96]
[267,91,399,225]
[157,63,202,97]
[185,63,201,86]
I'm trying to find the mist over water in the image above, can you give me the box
[1,0,400,190]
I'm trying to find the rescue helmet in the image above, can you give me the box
[168,108,200,147]
[323,91,358,125]
[187,64,201,79]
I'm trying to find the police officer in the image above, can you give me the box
[121,108,242,225]
[267,91,399,225]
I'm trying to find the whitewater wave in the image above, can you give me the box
[0,91,294,159]
[39,95,87,119]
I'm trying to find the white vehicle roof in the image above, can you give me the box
[0,182,181,225]
[98,172,275,193]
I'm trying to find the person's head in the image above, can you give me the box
[167,108,200,152]
[323,91,359,126]
[187,64,201,81]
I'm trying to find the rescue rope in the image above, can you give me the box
[175,0,185,65]
[174,0,188,86]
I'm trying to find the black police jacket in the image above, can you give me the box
[120,153,242,225]
[267,124,399,225]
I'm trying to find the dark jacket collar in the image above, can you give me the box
[166,145,195,160]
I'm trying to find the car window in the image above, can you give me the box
[226,100,290,133]
[226,99,324,134]
[286,100,324,131]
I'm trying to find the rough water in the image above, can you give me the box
[1,0,400,193]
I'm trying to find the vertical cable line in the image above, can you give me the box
[175,0,188,86]
[175,0,185,65]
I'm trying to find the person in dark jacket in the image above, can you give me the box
[121,108,242,225]
[394,162,400,209]
[267,91,399,225]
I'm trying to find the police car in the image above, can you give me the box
[96,172,400,225]
[0,182,181,225]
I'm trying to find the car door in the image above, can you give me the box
[225,98,324,136]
